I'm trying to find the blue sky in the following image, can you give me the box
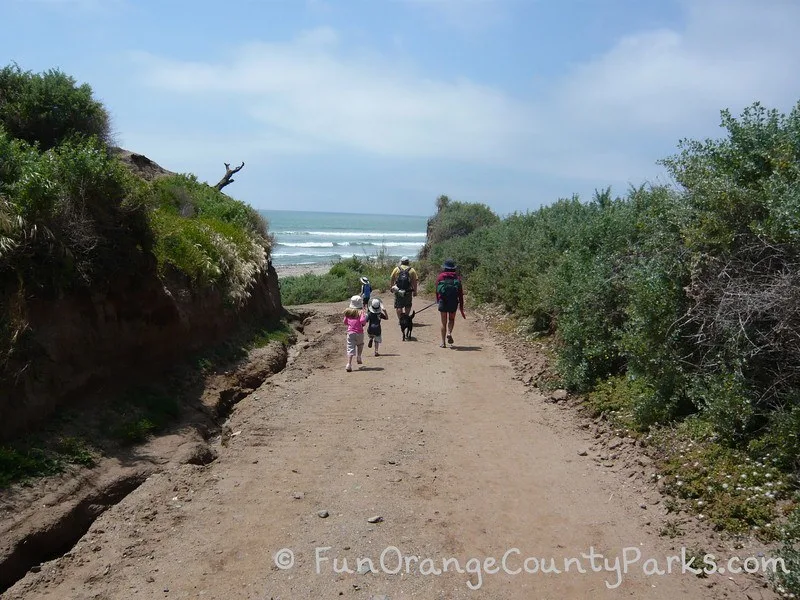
[2,0,800,216]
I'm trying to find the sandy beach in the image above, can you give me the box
[273,263,331,278]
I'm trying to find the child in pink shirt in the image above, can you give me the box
[343,295,368,372]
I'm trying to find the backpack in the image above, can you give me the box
[367,311,382,335]
[437,275,460,302]
[396,267,412,291]
[362,282,372,298]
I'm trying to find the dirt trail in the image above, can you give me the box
[5,299,775,599]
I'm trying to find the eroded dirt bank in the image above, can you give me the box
[3,300,778,599]
[0,261,283,442]
[0,318,298,594]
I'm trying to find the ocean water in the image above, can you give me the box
[262,210,428,267]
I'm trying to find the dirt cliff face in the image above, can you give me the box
[0,245,282,442]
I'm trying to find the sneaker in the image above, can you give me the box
[447,334,454,345]
[375,351,380,356]
[367,337,373,348]
[346,364,352,372]
[439,342,447,348]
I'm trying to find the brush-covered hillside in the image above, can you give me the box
[0,64,282,439]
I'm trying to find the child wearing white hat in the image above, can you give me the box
[366,298,389,356]
[343,295,367,371]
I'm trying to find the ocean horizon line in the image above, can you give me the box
[273,231,426,237]
[276,241,426,247]
[258,208,430,219]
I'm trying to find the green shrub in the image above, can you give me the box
[150,174,269,240]
[150,211,223,285]
[586,375,642,429]
[0,125,39,186]
[420,197,499,259]
[279,272,353,305]
[689,372,757,444]
[656,102,800,429]
[748,405,800,471]
[147,174,271,305]
[1,133,147,291]
[661,102,800,249]
[328,256,366,278]
[554,254,627,390]
[0,64,110,151]
[279,256,395,306]
[618,252,693,425]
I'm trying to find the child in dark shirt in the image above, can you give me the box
[366,298,389,356]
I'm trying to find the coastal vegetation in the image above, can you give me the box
[278,254,397,306]
[0,64,272,313]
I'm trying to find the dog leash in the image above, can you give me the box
[414,301,438,314]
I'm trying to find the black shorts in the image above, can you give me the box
[438,300,459,314]
[394,292,412,309]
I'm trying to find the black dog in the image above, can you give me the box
[399,310,416,341]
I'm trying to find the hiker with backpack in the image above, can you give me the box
[389,256,418,320]
[366,298,389,356]
[436,259,465,348]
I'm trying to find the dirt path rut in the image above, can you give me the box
[5,299,772,599]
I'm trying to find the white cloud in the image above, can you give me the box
[131,33,539,167]
[552,1,800,137]
[131,0,800,186]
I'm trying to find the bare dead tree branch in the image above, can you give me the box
[214,161,245,191]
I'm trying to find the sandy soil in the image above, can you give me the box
[274,264,331,278]
[4,299,778,599]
